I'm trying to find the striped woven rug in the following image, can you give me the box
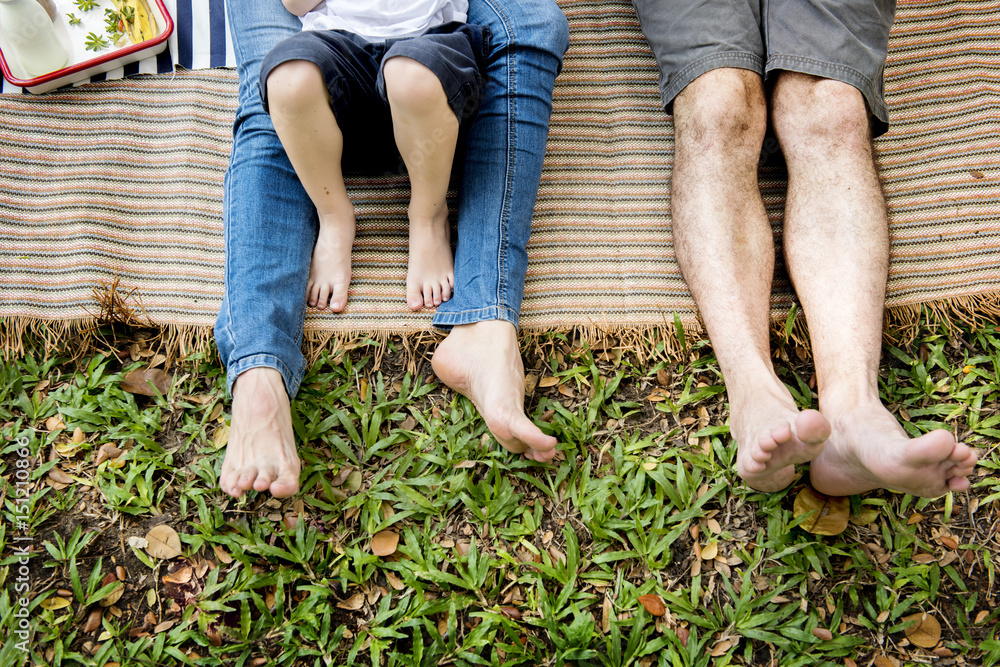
[2,0,999,353]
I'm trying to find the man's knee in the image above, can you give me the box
[492,0,569,61]
[673,68,767,155]
[771,73,871,152]
[265,60,328,117]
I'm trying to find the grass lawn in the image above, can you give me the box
[1,315,998,666]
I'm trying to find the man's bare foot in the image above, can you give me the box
[431,320,558,461]
[220,367,300,498]
[307,214,356,311]
[810,401,977,497]
[733,390,831,492]
[406,210,453,310]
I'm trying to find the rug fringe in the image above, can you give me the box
[3,292,996,368]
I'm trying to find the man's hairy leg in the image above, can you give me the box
[773,72,977,498]
[220,368,300,498]
[432,321,558,462]
[671,69,830,492]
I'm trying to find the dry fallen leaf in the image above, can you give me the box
[385,571,405,591]
[72,427,85,443]
[903,612,942,648]
[794,487,850,535]
[121,367,171,396]
[40,597,72,611]
[601,595,612,633]
[144,525,182,559]
[212,423,230,450]
[701,542,719,561]
[873,656,899,667]
[500,606,521,620]
[371,530,399,557]
[46,415,66,432]
[83,608,103,633]
[812,627,833,641]
[637,594,666,617]
[539,376,560,388]
[336,592,365,611]
[162,566,193,585]
[48,467,73,485]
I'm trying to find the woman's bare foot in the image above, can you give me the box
[431,320,558,461]
[307,214,356,311]
[733,389,831,492]
[220,367,300,498]
[406,209,453,310]
[810,401,977,497]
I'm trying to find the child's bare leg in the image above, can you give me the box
[383,57,457,311]
[266,60,356,311]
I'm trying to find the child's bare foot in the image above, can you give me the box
[406,209,453,310]
[810,401,978,498]
[307,214,356,311]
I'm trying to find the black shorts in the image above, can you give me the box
[260,22,490,166]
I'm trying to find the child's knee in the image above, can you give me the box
[383,58,446,112]
[266,60,327,115]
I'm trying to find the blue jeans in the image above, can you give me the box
[214,0,569,398]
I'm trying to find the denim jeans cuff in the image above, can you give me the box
[431,305,519,330]
[226,354,302,399]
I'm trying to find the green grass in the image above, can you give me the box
[1,317,998,666]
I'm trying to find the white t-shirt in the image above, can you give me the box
[300,1,469,41]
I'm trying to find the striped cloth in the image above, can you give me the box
[2,0,999,349]
[0,0,232,94]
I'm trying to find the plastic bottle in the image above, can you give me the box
[0,0,68,77]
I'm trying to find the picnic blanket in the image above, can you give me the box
[2,0,999,358]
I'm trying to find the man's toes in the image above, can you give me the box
[306,282,319,307]
[271,470,300,498]
[253,467,276,492]
[236,468,258,491]
[316,284,331,310]
[769,421,793,444]
[441,280,452,302]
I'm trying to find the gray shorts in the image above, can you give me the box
[632,0,897,135]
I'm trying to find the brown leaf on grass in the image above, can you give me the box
[710,638,735,657]
[700,542,719,561]
[162,566,193,585]
[72,427,85,443]
[122,367,170,397]
[46,415,66,432]
[95,443,124,465]
[336,592,365,610]
[400,415,416,431]
[371,530,399,557]
[539,376,560,388]
[152,619,176,633]
[873,656,899,667]
[83,608,103,632]
[902,612,942,648]
[793,487,849,535]
[500,606,521,620]
[48,467,73,485]
[637,594,666,617]
[812,627,833,641]
[145,525,182,559]
[940,535,959,550]
[385,572,405,591]
[601,595,612,633]
[212,545,233,565]
[656,368,670,386]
